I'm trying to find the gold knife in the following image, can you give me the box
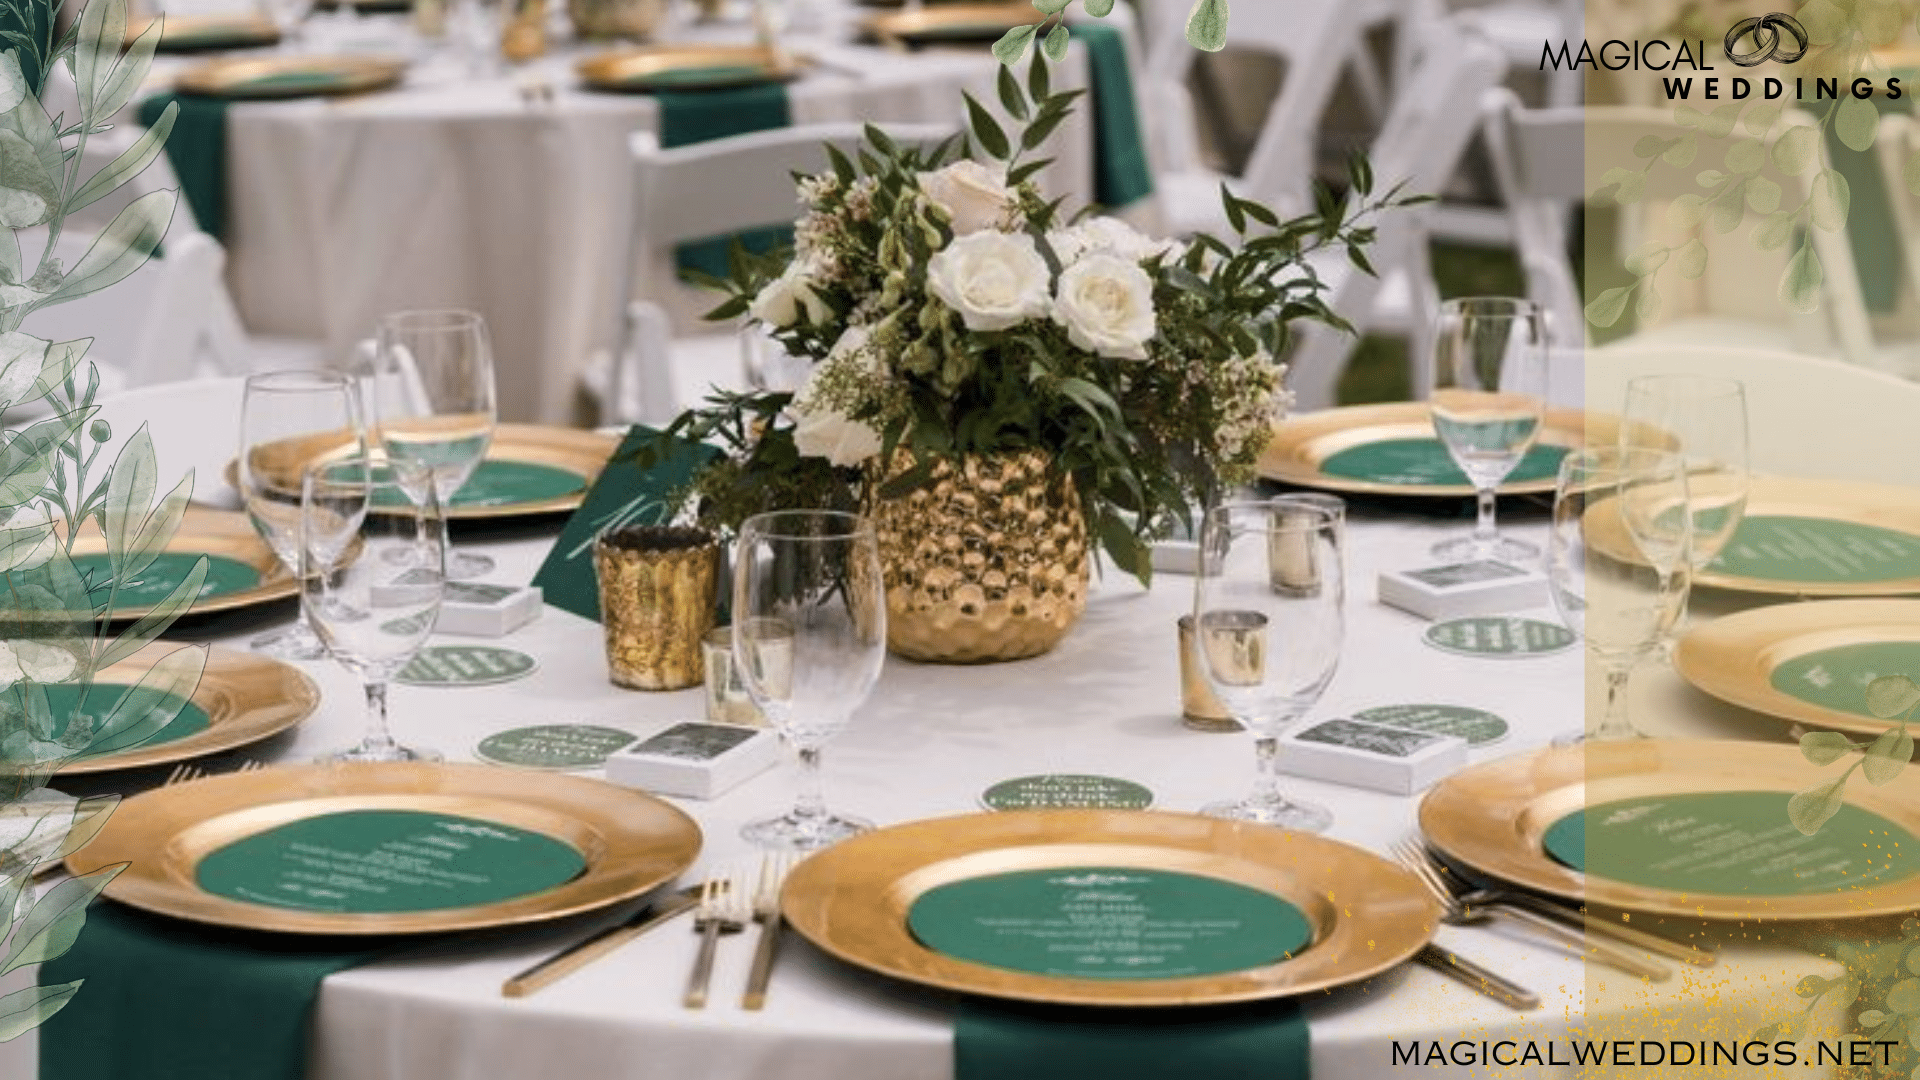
[502,886,701,998]
[1416,944,1540,1011]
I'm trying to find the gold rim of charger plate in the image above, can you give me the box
[1674,598,1920,738]
[229,423,618,520]
[1256,402,1615,498]
[129,13,282,47]
[576,45,807,92]
[1420,739,1920,921]
[780,809,1437,1006]
[51,506,295,621]
[46,642,319,775]
[68,762,703,935]
[865,3,1045,45]
[1587,475,1920,597]
[174,55,407,99]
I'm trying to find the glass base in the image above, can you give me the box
[447,549,495,580]
[318,743,444,764]
[1552,725,1644,747]
[252,619,328,661]
[1429,534,1540,564]
[740,810,871,851]
[1200,794,1333,832]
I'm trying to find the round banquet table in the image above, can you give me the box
[134,7,1123,424]
[0,505,1851,1080]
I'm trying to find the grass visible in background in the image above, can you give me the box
[1334,241,1527,405]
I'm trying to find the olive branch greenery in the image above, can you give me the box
[991,0,1230,62]
[0,0,207,1042]
[1789,674,1919,835]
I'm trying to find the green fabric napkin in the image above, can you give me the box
[657,82,795,279]
[956,999,1309,1080]
[138,94,230,240]
[1071,23,1154,210]
[530,424,721,621]
[38,902,394,1080]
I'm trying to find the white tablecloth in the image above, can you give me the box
[1,508,1850,1080]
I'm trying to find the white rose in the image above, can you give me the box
[789,406,883,467]
[749,261,829,328]
[826,324,874,365]
[917,161,1015,235]
[1051,253,1157,360]
[1048,217,1174,265]
[926,231,1051,332]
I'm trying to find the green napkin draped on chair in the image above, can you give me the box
[658,83,795,279]
[1070,23,1154,211]
[955,999,1310,1080]
[137,94,230,240]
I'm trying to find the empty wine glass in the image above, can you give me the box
[359,308,498,580]
[304,453,447,763]
[239,370,365,660]
[1428,296,1550,563]
[1546,448,1692,743]
[1192,500,1344,830]
[732,510,885,850]
[258,0,317,48]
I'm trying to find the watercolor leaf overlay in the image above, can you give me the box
[1790,675,1918,835]
[995,0,1227,63]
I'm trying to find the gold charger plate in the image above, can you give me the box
[68,762,702,934]
[232,423,618,520]
[1674,598,1920,738]
[55,506,295,621]
[577,45,804,92]
[781,809,1436,1006]
[1420,739,1920,921]
[864,3,1045,48]
[175,55,406,99]
[46,642,319,775]
[1256,402,1614,498]
[130,13,281,50]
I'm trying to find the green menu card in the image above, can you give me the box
[366,460,585,509]
[71,552,259,607]
[1711,516,1920,583]
[34,682,210,759]
[1319,438,1566,487]
[531,425,720,621]
[1772,641,1920,716]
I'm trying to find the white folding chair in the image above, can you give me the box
[591,121,955,426]
[1283,18,1508,411]
[89,376,248,507]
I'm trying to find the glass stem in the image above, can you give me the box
[793,745,826,824]
[1593,664,1636,741]
[1252,734,1283,806]
[362,681,398,756]
[1474,486,1498,547]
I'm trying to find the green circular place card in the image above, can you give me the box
[396,646,538,687]
[1711,516,1920,584]
[1543,791,1920,896]
[1771,641,1920,717]
[196,809,586,913]
[34,682,211,760]
[908,867,1313,980]
[1424,617,1575,658]
[367,460,585,510]
[71,552,261,607]
[981,775,1154,812]
[1319,439,1565,487]
[1352,704,1508,747]
[476,724,637,770]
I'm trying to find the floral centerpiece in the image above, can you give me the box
[652,51,1420,663]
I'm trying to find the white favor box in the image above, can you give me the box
[1277,718,1468,795]
[436,582,543,636]
[605,722,781,799]
[1377,560,1546,621]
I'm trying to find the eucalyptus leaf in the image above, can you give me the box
[1623,243,1668,277]
[1811,169,1850,233]
[1634,286,1660,322]
[1779,244,1824,315]
[1787,774,1847,835]
[1675,238,1707,279]
[1185,0,1227,51]
[1667,193,1707,228]
[1633,134,1674,159]
[45,189,175,303]
[1837,95,1879,153]
[1084,0,1113,14]
[1724,138,1764,174]
[1891,977,1920,1015]
[1772,125,1819,176]
[1863,1009,1891,1027]
[1709,196,1742,235]
[1745,175,1780,214]
[1042,21,1068,61]
[1752,210,1794,252]
[1867,675,1920,719]
[1660,134,1695,168]
[1865,726,1916,786]
[0,981,81,1042]
[1031,0,1069,12]
[1584,286,1632,328]
[1800,730,1854,766]
[0,862,123,975]
[992,24,1038,66]
[1743,102,1783,137]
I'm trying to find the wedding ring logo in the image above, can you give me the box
[1725,13,1808,67]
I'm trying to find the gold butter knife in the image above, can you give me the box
[1416,944,1540,1011]
[502,886,700,998]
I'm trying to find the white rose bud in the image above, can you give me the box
[1051,253,1157,360]
[926,231,1051,332]
[1047,217,1174,265]
[917,161,1015,235]
[749,261,829,328]
[789,406,884,467]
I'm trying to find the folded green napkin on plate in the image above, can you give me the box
[956,999,1309,1080]
[658,82,796,279]
[38,902,395,1080]
[138,94,230,240]
[1070,24,1154,211]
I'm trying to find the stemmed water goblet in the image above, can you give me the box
[1428,296,1550,563]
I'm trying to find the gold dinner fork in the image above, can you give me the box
[683,867,749,1009]
[741,853,794,1010]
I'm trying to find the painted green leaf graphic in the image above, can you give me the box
[41,795,117,869]
[1724,138,1764,174]
[1668,193,1707,227]
[1753,210,1794,251]
[1043,20,1068,61]
[1623,242,1667,276]
[1031,0,1069,12]
[1709,196,1743,235]
[1773,126,1817,175]
[1585,286,1632,328]
[1634,134,1674,158]
[1745,175,1780,214]
[1909,945,1920,975]
[1634,286,1661,321]
[1801,730,1854,765]
[1185,0,1227,52]
[1676,238,1707,279]
[1865,727,1914,786]
[1862,1009,1889,1026]
[1744,101,1783,137]
[1084,0,1113,15]
[1867,674,1920,718]
[992,24,1037,65]
[1787,775,1846,835]
[1703,102,1741,139]
[1799,0,1845,44]
[1890,977,1920,1015]
[1811,169,1850,233]
[1695,168,1727,187]
[1779,244,1824,314]
[0,863,123,975]
[1838,96,1879,152]
[1661,135,1695,167]
[0,981,80,1042]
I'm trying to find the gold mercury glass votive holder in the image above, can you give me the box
[594,526,719,691]
[702,621,791,727]
[1177,615,1241,732]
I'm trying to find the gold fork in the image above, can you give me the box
[683,867,749,1009]
[741,853,793,1010]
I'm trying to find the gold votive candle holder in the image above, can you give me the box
[1177,615,1240,732]
[594,526,719,691]
[701,621,791,727]
[1268,493,1344,596]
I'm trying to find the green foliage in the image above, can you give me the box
[1791,675,1920,836]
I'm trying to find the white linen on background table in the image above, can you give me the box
[0,511,1850,1080]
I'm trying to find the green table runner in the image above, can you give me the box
[1071,24,1154,210]
[138,94,229,240]
[957,999,1309,1080]
[658,82,795,278]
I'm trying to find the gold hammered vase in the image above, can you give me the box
[593,526,719,690]
[868,451,1090,664]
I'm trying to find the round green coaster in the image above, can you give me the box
[396,646,538,687]
[1543,791,1920,896]
[475,725,637,770]
[1771,641,1920,717]
[980,775,1154,812]
[908,867,1312,980]
[1424,617,1575,658]
[1318,439,1566,488]
[1712,516,1920,584]
[30,682,212,760]
[1353,704,1508,747]
[196,809,585,913]
[364,460,585,510]
[70,552,261,607]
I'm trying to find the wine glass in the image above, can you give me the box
[303,453,447,763]
[360,308,498,580]
[1621,374,1749,645]
[732,510,885,850]
[1428,296,1550,563]
[1546,448,1692,743]
[1192,500,1344,830]
[258,0,317,49]
[239,370,366,660]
